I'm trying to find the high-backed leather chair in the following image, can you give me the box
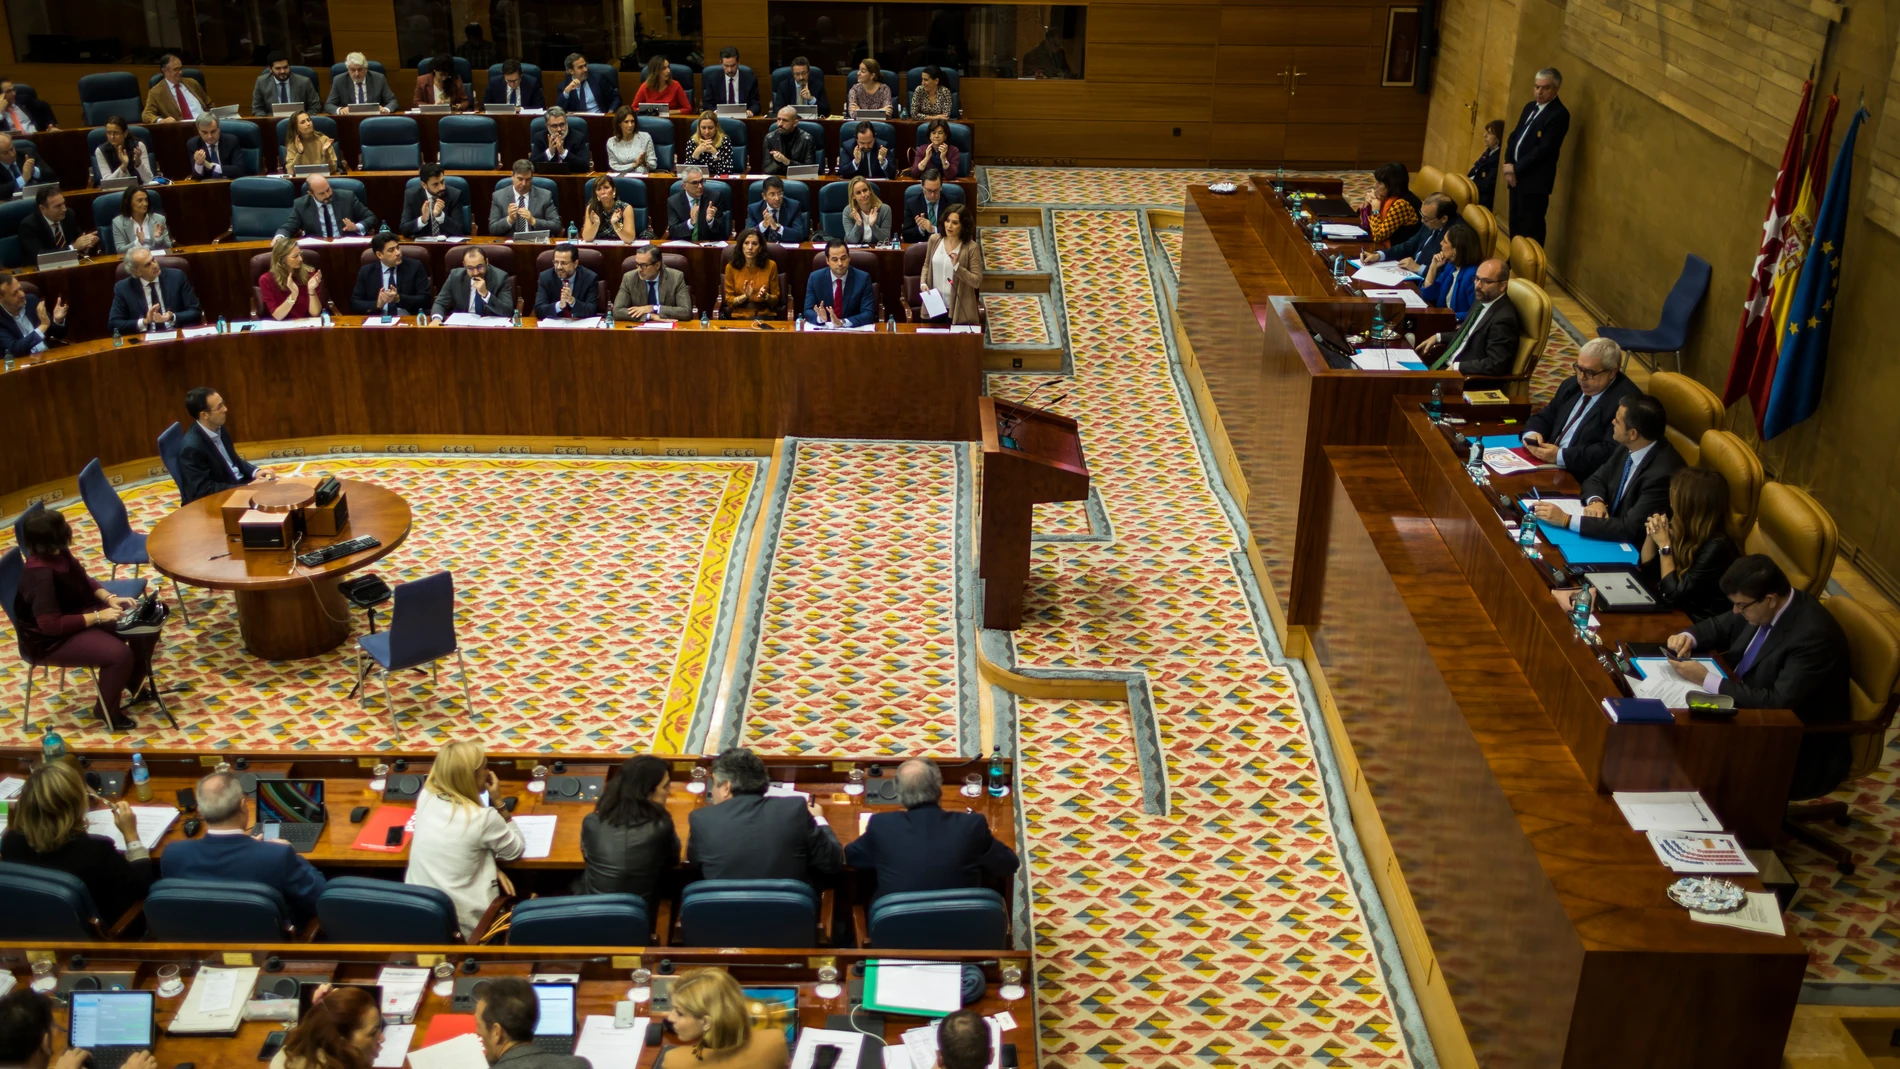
[508,894,649,946]
[438,115,500,170]
[1744,482,1838,597]
[1647,371,1725,466]
[1440,172,1477,212]
[1508,234,1547,287]
[1785,596,1900,873]
[359,116,422,171]
[1465,278,1551,401]
[1413,164,1444,197]
[145,879,296,942]
[77,72,140,126]
[863,889,1008,950]
[317,877,464,943]
[679,879,822,948]
[1695,429,1763,544]
[609,176,650,236]
[0,861,136,939]
[1459,202,1499,262]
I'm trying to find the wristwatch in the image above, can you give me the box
[1659,545,1673,556]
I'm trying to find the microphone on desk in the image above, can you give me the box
[999,392,1068,436]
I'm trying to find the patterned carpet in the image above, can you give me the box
[2,458,761,752]
[983,226,1045,273]
[984,294,1055,347]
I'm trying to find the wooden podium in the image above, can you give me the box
[979,397,1090,630]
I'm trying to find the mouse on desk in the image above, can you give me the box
[181,818,202,838]
[350,806,370,823]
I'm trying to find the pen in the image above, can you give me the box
[208,551,231,560]
[1532,488,1542,501]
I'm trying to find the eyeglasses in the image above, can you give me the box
[1729,596,1761,613]
[1573,363,1611,379]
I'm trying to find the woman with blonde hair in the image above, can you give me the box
[404,739,523,940]
[259,235,323,320]
[653,969,789,1068]
[682,113,735,176]
[0,760,153,922]
[283,110,341,174]
[841,176,890,245]
[1640,467,1740,621]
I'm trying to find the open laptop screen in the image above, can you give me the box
[532,983,576,1036]
[255,779,325,823]
[69,991,154,1049]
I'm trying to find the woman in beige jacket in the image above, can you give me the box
[919,202,983,326]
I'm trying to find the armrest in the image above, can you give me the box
[469,892,513,945]
[211,229,234,244]
[817,887,835,944]
[1802,713,1897,737]
[102,901,144,939]
[851,903,869,948]
[298,917,322,942]
[651,899,672,947]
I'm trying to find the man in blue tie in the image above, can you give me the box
[556,52,618,114]
[176,386,275,504]
[0,133,53,199]
[1529,393,1682,544]
[1666,554,1851,799]
[0,271,64,356]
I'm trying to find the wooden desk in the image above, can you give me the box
[1306,441,1805,1069]
[0,947,1035,1069]
[0,316,982,501]
[147,479,410,660]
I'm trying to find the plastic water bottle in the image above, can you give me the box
[1570,584,1593,636]
[600,309,612,329]
[131,753,152,801]
[216,315,228,334]
[380,304,393,324]
[378,219,390,234]
[1274,163,1286,195]
[319,306,332,328]
[1466,438,1484,482]
[566,222,578,241]
[416,310,427,328]
[699,306,710,329]
[511,307,522,327]
[112,328,123,348]
[1427,382,1444,421]
[3,353,13,372]
[41,730,67,766]
[885,314,896,333]
[987,748,1006,798]
[1517,516,1540,558]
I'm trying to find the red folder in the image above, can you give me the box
[421,1014,479,1048]
[1501,446,1557,471]
[351,805,416,852]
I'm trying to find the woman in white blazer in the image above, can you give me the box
[403,740,524,940]
[111,187,170,251]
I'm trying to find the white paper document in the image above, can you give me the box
[377,966,429,1019]
[1613,791,1722,833]
[870,960,963,1015]
[1319,223,1369,239]
[85,806,177,851]
[143,330,179,341]
[169,966,258,1033]
[765,782,811,801]
[1351,263,1417,286]
[920,288,948,318]
[791,1028,865,1069]
[1628,657,1726,710]
[1647,830,1758,874]
[0,777,23,800]
[573,1015,644,1069]
[512,814,558,859]
[361,317,403,328]
[406,1032,488,1069]
[441,313,513,328]
[1361,287,1428,309]
[798,319,877,331]
[1484,448,1537,475]
[374,1026,416,1068]
[181,326,219,339]
[247,318,325,332]
[897,1018,1004,1069]
[1347,348,1419,371]
[1691,891,1786,936]
[1518,496,1584,518]
[536,317,604,329]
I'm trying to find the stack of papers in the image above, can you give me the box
[512,815,558,859]
[1647,831,1757,874]
[1613,791,1721,832]
[1348,349,1426,371]
[1691,891,1786,936]
[248,318,324,332]
[535,317,605,330]
[1352,262,1421,286]
[1360,287,1429,309]
[373,1026,416,1069]
[573,1015,644,1069]
[441,313,513,328]
[0,777,23,801]
[169,966,259,1034]
[406,1032,486,1069]
[1628,657,1726,710]
[1319,223,1369,240]
[377,966,429,1021]
[85,806,177,851]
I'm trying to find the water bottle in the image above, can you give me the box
[567,222,578,241]
[1427,382,1444,421]
[320,306,332,328]
[885,314,896,333]
[1570,583,1593,636]
[380,304,393,324]
[1274,163,1286,195]
[41,730,67,766]
[3,353,13,372]
[600,308,612,329]
[699,306,709,329]
[378,219,390,234]
[987,748,1006,798]
[1369,301,1388,339]
[131,753,152,801]
[1466,438,1485,482]
[216,315,228,335]
[1517,515,1540,558]
[112,328,123,348]
[416,310,427,328]
[511,307,522,327]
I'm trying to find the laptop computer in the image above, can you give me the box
[715,103,748,118]
[531,983,577,1055]
[791,103,820,118]
[1298,308,1359,369]
[271,102,302,116]
[484,102,520,115]
[207,104,241,120]
[68,991,154,1069]
[253,778,327,852]
[343,103,381,115]
[786,163,820,178]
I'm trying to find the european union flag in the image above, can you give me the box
[1763,107,1868,440]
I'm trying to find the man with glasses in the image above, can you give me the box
[142,54,214,124]
[325,52,398,114]
[1416,258,1517,376]
[251,52,321,117]
[531,107,590,174]
[278,174,378,240]
[0,133,54,198]
[108,247,202,336]
[612,245,691,322]
[1666,554,1851,799]
[666,167,729,241]
[1518,336,1639,473]
[0,80,57,134]
[1529,393,1682,544]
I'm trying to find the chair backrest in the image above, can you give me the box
[1440,172,1477,211]
[276,115,341,161]
[289,65,319,87]
[449,242,515,273]
[359,116,422,171]
[1413,164,1445,197]
[1508,234,1547,288]
[1825,595,1900,780]
[417,56,473,84]
[530,114,588,146]
[667,178,731,210]
[700,64,756,98]
[223,119,264,176]
[1650,254,1713,349]
[746,178,811,215]
[438,115,500,170]
[637,115,675,171]
[590,62,622,99]
[360,242,436,280]
[867,888,1007,950]
[487,62,543,85]
[387,570,460,668]
[86,125,156,182]
[904,66,962,98]
[157,422,186,500]
[679,879,816,948]
[1459,202,1499,260]
[817,179,852,240]
[946,122,974,166]
[317,876,460,943]
[327,177,367,205]
[1744,482,1839,597]
[146,879,294,942]
[610,177,649,235]
[77,72,141,126]
[840,120,895,153]
[1695,429,1763,545]
[1647,371,1725,466]
[231,176,297,243]
[403,176,473,234]
[907,183,966,212]
[0,199,35,268]
[668,64,696,109]
[94,188,161,255]
[330,60,388,80]
[1504,278,1552,379]
[113,254,189,283]
[509,894,649,946]
[718,117,749,171]
[0,860,102,940]
[489,175,560,211]
[77,458,135,553]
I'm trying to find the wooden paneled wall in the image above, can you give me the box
[0,0,1427,168]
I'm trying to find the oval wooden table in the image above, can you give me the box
[147,478,411,660]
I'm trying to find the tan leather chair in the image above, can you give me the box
[1695,429,1762,544]
[1744,481,1838,597]
[1647,371,1725,466]
[1785,595,1900,873]
[1459,202,1500,262]
[1440,173,1477,212]
[1465,278,1552,401]
[1413,165,1444,197]
[1508,234,1547,287]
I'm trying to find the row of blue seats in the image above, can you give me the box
[70,62,964,127]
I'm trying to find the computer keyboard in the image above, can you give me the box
[92,1049,138,1069]
[531,1035,575,1055]
[297,536,380,568]
[278,823,324,852]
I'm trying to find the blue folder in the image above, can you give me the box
[1517,497,1642,565]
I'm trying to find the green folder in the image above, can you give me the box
[862,959,962,1018]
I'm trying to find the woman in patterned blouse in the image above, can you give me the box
[1359,162,1421,248]
[909,66,953,118]
[680,112,736,175]
[848,59,893,117]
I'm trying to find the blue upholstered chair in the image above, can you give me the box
[354,571,475,736]
[157,422,186,501]
[231,176,296,242]
[438,115,500,170]
[508,894,650,946]
[275,115,340,165]
[1596,254,1712,374]
[610,177,649,236]
[416,56,473,84]
[637,115,675,171]
[317,877,462,943]
[0,861,135,939]
[403,175,473,234]
[358,116,422,171]
[145,879,297,942]
[77,73,140,126]
[679,879,820,948]
[865,888,1008,950]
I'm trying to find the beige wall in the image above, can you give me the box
[1421,0,1900,589]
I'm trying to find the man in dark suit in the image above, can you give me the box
[1365,192,1453,272]
[472,979,590,1069]
[535,243,600,319]
[177,386,272,504]
[554,52,619,114]
[18,188,101,263]
[186,115,247,180]
[1531,393,1682,545]
[251,52,322,117]
[530,107,590,175]
[772,57,829,117]
[1519,337,1641,474]
[400,163,467,238]
[277,175,378,239]
[747,176,807,243]
[804,240,878,327]
[483,60,545,109]
[353,233,434,315]
[431,247,514,321]
[1503,67,1570,247]
[666,168,730,241]
[761,106,818,175]
[323,52,399,114]
[0,133,54,201]
[1668,555,1851,799]
[1418,258,1518,377]
[0,271,64,356]
[157,771,326,923]
[0,80,56,134]
[901,172,962,243]
[686,748,842,885]
[845,758,1019,901]
[108,248,201,335]
[701,48,759,115]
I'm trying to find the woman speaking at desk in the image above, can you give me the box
[259,236,324,320]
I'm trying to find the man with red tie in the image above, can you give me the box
[141,54,214,124]
[0,79,57,134]
[802,240,878,328]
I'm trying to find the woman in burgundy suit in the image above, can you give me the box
[413,53,471,111]
[904,119,961,180]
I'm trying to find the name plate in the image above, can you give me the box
[418,103,453,114]
[484,103,520,115]
[515,229,551,243]
[714,103,748,117]
[270,102,303,116]
[343,103,381,115]
[35,249,78,270]
[97,176,138,191]
[292,163,331,176]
